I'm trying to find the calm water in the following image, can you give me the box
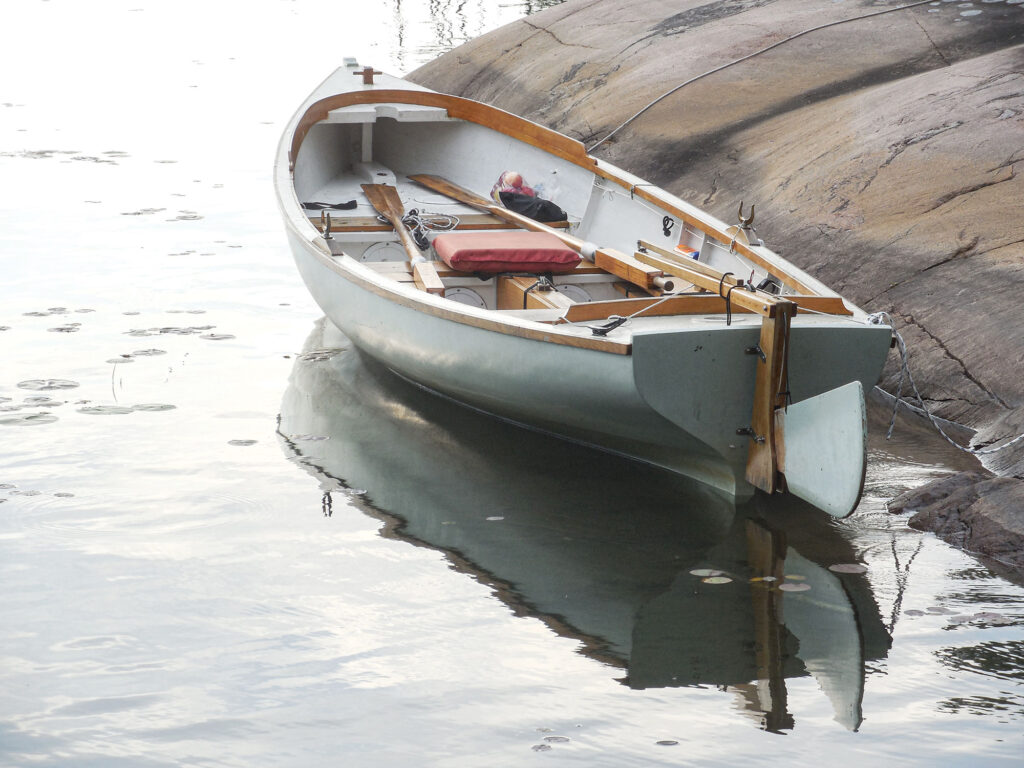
[2,1,1022,765]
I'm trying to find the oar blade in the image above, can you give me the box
[776,380,867,519]
[361,183,404,222]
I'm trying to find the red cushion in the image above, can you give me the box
[432,231,581,275]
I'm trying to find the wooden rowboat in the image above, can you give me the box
[275,60,893,517]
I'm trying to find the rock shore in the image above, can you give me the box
[889,470,1024,578]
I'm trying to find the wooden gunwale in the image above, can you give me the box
[289,89,596,172]
[310,213,572,232]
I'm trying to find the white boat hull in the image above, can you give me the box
[287,226,889,497]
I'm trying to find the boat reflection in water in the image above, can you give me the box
[278,319,892,732]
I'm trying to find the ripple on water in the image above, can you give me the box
[17,379,80,391]
[0,412,59,426]
[298,348,343,362]
[125,326,214,337]
[77,406,134,415]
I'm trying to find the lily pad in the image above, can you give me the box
[779,582,811,592]
[689,568,726,578]
[828,563,868,574]
[0,412,58,426]
[77,405,134,415]
[18,379,79,391]
[702,576,733,585]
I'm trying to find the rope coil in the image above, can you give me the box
[867,312,1024,456]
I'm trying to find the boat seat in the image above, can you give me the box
[432,231,581,275]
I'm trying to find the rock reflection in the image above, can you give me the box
[278,319,892,732]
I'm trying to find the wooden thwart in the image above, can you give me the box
[497,276,575,311]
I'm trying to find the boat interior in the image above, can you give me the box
[291,96,851,325]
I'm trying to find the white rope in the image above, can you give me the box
[376,209,460,247]
[587,0,936,152]
[866,312,1024,456]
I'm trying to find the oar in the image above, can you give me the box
[361,184,444,294]
[361,183,426,264]
[408,174,674,294]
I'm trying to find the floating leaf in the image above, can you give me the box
[656,740,679,746]
[486,516,505,522]
[828,563,868,574]
[200,333,235,341]
[690,568,725,578]
[228,439,257,446]
[749,575,778,583]
[702,576,732,585]
[779,582,811,592]
[784,574,807,581]
[18,379,79,391]
[23,396,62,406]
[0,413,58,426]
[132,403,176,412]
[543,736,570,743]
[77,405,133,415]
[531,745,552,752]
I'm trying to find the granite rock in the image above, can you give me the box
[890,471,1024,572]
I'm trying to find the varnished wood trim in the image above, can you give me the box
[745,306,796,494]
[308,213,571,232]
[291,90,596,172]
[564,295,754,322]
[497,276,576,311]
[413,261,445,294]
[593,168,815,295]
[563,293,850,322]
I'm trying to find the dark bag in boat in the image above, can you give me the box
[499,191,566,223]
